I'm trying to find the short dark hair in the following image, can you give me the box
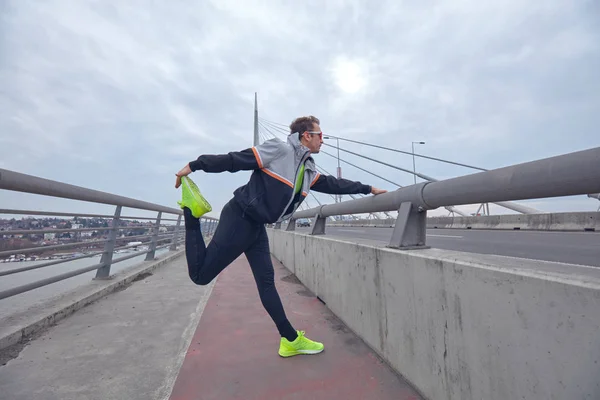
[289,116,320,140]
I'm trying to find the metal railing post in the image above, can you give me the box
[311,214,327,235]
[95,205,122,279]
[286,219,296,231]
[387,202,429,250]
[169,214,182,251]
[145,211,162,261]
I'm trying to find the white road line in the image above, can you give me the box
[428,229,599,236]
[337,229,366,233]
[427,234,463,239]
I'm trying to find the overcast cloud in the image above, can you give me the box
[1,0,599,219]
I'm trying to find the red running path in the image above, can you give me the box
[169,255,422,400]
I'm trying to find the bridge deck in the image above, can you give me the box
[0,253,422,399]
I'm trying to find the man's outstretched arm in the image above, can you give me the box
[310,174,387,195]
[188,148,257,173]
[175,138,282,188]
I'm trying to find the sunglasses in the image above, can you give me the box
[305,130,323,139]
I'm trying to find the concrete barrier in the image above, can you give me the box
[268,229,600,400]
[328,211,599,231]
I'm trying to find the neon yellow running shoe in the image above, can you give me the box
[177,176,212,218]
[278,330,324,357]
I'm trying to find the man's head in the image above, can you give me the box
[289,115,323,154]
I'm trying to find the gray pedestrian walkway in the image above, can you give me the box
[0,256,214,400]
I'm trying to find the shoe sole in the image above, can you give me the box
[278,348,324,357]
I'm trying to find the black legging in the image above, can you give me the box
[183,199,297,342]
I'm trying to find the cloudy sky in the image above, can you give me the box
[1,0,599,221]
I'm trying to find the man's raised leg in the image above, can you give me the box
[183,200,250,285]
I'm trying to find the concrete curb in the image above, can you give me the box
[0,249,185,352]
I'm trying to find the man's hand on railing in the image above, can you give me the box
[371,187,387,195]
[175,164,192,189]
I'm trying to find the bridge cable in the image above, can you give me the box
[259,118,437,180]
[259,120,404,187]
[259,118,289,129]
[259,119,470,217]
[260,122,390,219]
[259,117,487,172]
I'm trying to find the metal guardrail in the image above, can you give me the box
[284,147,600,249]
[590,193,600,211]
[0,168,219,301]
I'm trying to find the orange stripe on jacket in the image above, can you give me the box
[251,147,263,169]
[262,168,293,188]
[310,172,321,187]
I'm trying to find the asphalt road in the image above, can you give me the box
[295,226,600,267]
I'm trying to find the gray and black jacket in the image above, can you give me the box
[189,134,372,224]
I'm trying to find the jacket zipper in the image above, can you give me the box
[277,150,310,222]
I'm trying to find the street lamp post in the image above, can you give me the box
[412,141,425,184]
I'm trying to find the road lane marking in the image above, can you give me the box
[337,229,366,233]
[427,234,463,239]
[427,229,599,236]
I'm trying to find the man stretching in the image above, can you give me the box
[175,116,387,357]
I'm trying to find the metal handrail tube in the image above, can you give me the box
[2,227,114,235]
[317,152,469,217]
[322,144,541,214]
[0,235,176,277]
[0,168,183,215]
[293,147,600,219]
[119,217,179,221]
[1,223,180,236]
[153,237,173,244]
[110,240,180,265]
[0,208,182,221]
[0,261,108,300]
[122,216,179,221]
[115,233,165,242]
[422,147,600,207]
[0,209,120,219]
[0,238,184,300]
[0,238,108,258]
[0,168,211,300]
[0,251,105,277]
